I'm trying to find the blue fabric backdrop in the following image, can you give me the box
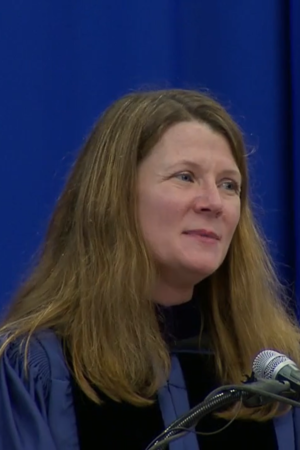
[0,1,299,312]
[291,0,300,311]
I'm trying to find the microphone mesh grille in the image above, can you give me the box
[252,350,291,379]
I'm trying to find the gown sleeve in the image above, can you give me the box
[0,331,79,450]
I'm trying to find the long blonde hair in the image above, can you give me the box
[1,89,299,420]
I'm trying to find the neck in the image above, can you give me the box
[153,279,194,306]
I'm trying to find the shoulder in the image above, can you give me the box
[0,331,78,449]
[0,329,70,394]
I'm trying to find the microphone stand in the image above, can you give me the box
[147,379,293,450]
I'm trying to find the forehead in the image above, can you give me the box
[151,121,238,168]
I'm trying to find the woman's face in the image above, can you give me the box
[137,121,241,288]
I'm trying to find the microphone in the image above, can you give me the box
[146,351,300,450]
[253,350,300,393]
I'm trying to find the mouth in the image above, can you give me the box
[183,229,221,241]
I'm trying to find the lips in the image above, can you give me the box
[183,229,221,240]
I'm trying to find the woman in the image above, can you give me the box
[0,89,300,450]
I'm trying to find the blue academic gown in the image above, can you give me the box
[0,330,300,449]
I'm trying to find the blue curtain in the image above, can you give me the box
[0,1,299,311]
[290,0,300,312]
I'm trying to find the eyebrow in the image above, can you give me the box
[167,159,242,182]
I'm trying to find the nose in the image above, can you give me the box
[193,184,223,216]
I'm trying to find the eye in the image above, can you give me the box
[175,172,194,183]
[220,180,241,195]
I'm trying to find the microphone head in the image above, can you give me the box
[252,350,296,379]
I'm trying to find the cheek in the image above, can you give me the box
[138,191,184,237]
[225,203,241,237]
